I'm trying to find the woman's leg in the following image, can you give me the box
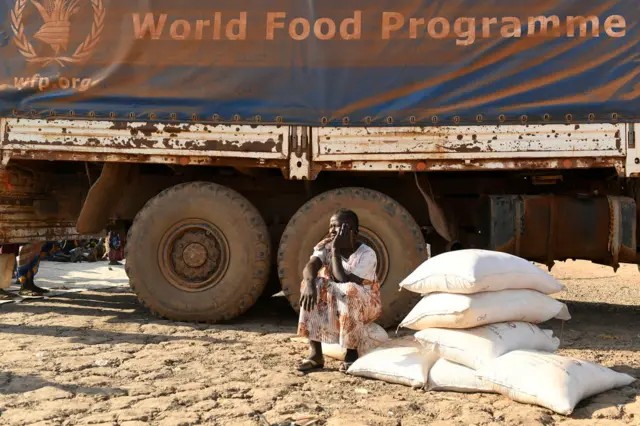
[297,278,337,371]
[17,242,50,296]
[308,340,323,363]
[332,283,381,371]
[344,348,358,363]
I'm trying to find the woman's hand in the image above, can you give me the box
[331,224,351,250]
[299,278,317,311]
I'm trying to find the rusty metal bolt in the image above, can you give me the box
[233,114,240,122]
[149,113,157,120]
[109,112,116,119]
[409,116,416,124]
[128,112,135,119]
[476,114,483,123]
[88,111,96,118]
[543,113,551,121]
[191,114,199,121]
[565,113,573,122]
[50,110,56,117]
[612,112,619,121]
[255,115,262,123]
[212,114,220,121]
[588,113,595,121]
[498,114,506,123]
[520,115,528,123]
[364,116,372,125]
[431,116,439,124]
[170,113,177,120]
[276,116,283,123]
[453,116,461,124]
[386,116,394,124]
[342,117,350,125]
[321,117,328,125]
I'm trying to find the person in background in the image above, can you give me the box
[106,231,124,266]
[0,242,57,299]
[296,209,381,373]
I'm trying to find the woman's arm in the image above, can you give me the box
[303,257,322,282]
[300,257,323,311]
[331,250,364,285]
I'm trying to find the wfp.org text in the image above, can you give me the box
[0,75,97,92]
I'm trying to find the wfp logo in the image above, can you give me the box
[10,0,104,67]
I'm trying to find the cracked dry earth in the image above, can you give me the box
[0,260,639,426]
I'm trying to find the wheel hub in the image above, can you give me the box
[159,219,229,292]
[183,243,207,268]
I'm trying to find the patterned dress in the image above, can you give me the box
[16,242,58,284]
[298,238,382,350]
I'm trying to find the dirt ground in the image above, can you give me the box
[0,260,638,426]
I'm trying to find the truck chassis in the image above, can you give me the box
[1,117,637,325]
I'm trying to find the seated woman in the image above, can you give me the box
[297,208,381,373]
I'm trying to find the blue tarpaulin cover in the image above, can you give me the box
[0,0,638,125]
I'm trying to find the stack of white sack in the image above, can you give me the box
[347,249,635,415]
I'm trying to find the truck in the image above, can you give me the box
[0,0,638,326]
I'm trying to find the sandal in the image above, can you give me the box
[296,358,324,372]
[18,289,46,297]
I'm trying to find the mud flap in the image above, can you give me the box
[77,163,135,234]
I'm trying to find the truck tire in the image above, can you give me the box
[125,182,270,322]
[278,187,427,327]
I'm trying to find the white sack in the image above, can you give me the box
[346,337,438,388]
[400,249,566,296]
[476,350,636,415]
[427,359,496,394]
[322,322,389,361]
[357,322,390,355]
[321,344,347,361]
[415,322,560,370]
[400,289,571,331]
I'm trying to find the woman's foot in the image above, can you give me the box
[297,340,324,372]
[340,348,359,373]
[19,279,49,297]
[296,357,325,372]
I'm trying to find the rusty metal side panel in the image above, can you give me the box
[313,123,626,172]
[326,157,623,173]
[1,119,289,160]
[626,123,640,177]
[0,223,98,244]
[0,166,99,244]
[314,123,625,161]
